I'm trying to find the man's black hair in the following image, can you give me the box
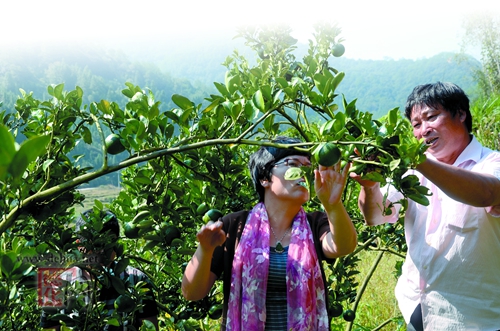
[404,81,472,132]
[248,136,310,202]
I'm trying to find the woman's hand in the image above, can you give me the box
[315,162,357,258]
[182,220,225,301]
[314,161,350,208]
[196,221,226,252]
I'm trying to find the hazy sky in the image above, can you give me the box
[2,0,500,60]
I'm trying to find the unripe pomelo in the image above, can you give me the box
[105,134,125,155]
[343,309,356,322]
[332,44,345,57]
[315,142,341,167]
[124,222,140,239]
[202,209,223,223]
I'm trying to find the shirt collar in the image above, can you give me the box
[453,135,482,167]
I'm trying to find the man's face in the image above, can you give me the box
[410,104,469,164]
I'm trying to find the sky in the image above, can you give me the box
[2,0,500,60]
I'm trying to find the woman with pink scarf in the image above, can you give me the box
[182,137,357,331]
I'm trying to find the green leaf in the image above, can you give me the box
[7,135,51,181]
[42,159,55,172]
[389,159,400,171]
[213,82,229,97]
[313,73,329,95]
[94,199,104,210]
[54,83,64,100]
[114,258,130,275]
[252,90,265,112]
[172,94,194,111]
[225,74,241,95]
[261,85,272,101]
[107,318,120,327]
[139,320,156,331]
[108,274,126,295]
[284,167,303,180]
[165,110,179,123]
[81,126,92,144]
[330,71,345,92]
[1,252,16,277]
[362,171,385,183]
[0,124,17,180]
[122,82,138,98]
[408,193,430,206]
[244,101,258,120]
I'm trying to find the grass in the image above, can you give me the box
[330,249,406,331]
[75,185,122,215]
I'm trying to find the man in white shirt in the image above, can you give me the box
[354,82,500,330]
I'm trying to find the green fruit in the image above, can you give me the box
[202,209,223,223]
[315,142,341,167]
[208,303,223,319]
[163,225,181,246]
[343,309,356,322]
[114,294,135,313]
[124,222,140,239]
[329,303,343,318]
[349,162,366,175]
[105,133,125,155]
[132,210,151,223]
[384,223,395,234]
[196,202,210,216]
[332,43,345,57]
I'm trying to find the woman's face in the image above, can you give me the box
[263,155,311,204]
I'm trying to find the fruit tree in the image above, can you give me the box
[0,23,429,330]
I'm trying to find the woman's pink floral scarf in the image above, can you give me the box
[227,202,329,330]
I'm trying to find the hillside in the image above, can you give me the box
[1,39,480,121]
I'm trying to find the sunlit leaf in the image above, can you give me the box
[54,83,64,100]
[252,90,265,112]
[389,159,400,171]
[0,124,16,180]
[42,159,55,172]
[330,71,345,92]
[284,167,303,180]
[7,135,50,181]
[172,94,194,111]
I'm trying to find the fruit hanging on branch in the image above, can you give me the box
[105,133,125,155]
[313,142,341,167]
[332,43,345,57]
[202,209,223,223]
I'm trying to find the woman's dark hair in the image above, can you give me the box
[404,81,472,132]
[248,136,310,202]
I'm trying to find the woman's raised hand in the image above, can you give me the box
[314,162,350,208]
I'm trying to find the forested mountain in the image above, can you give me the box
[1,40,480,120]
[118,35,480,118]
